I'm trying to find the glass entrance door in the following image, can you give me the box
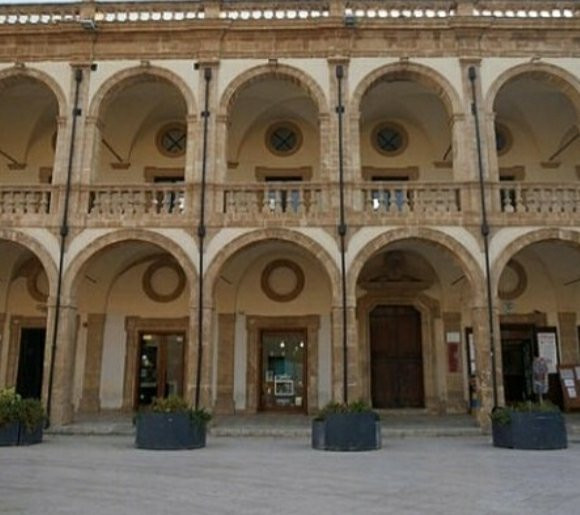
[260,330,306,412]
[136,333,185,407]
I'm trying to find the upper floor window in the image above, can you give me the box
[266,122,302,157]
[156,123,187,158]
[372,122,408,156]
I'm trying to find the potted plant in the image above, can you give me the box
[312,400,381,451]
[0,388,45,446]
[491,400,567,450]
[135,395,211,450]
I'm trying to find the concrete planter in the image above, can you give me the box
[19,423,44,445]
[312,412,381,451]
[492,411,567,450]
[0,422,43,446]
[0,422,20,446]
[136,412,207,450]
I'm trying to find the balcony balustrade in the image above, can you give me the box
[357,182,462,216]
[86,184,188,218]
[499,183,579,216]
[0,181,577,227]
[218,182,329,221]
[0,186,52,216]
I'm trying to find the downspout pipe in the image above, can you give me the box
[195,66,212,411]
[468,66,499,409]
[45,67,83,427]
[336,65,349,405]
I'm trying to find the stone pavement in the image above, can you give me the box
[1,434,579,515]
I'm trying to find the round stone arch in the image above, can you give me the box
[205,228,340,307]
[351,62,463,119]
[62,229,197,301]
[218,63,330,119]
[492,228,580,295]
[485,62,580,116]
[348,227,485,303]
[0,228,58,297]
[88,65,197,120]
[0,66,67,118]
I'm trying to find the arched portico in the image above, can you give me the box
[48,230,196,424]
[492,229,580,405]
[205,228,339,414]
[0,231,57,414]
[349,227,489,416]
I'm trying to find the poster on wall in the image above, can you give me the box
[537,332,558,374]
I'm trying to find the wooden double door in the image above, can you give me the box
[370,306,424,409]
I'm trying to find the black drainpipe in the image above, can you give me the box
[194,66,212,411]
[45,67,83,427]
[336,65,349,405]
[468,66,499,408]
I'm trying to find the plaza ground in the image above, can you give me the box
[1,433,579,515]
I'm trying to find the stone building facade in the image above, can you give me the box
[0,0,578,427]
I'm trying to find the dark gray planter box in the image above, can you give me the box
[18,423,43,445]
[312,412,381,451]
[0,422,20,446]
[492,411,567,450]
[135,412,207,450]
[0,422,43,446]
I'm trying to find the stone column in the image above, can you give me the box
[187,305,214,409]
[471,306,502,429]
[558,312,578,364]
[78,313,105,413]
[214,313,235,414]
[331,304,361,403]
[196,60,220,218]
[458,59,497,213]
[48,303,79,426]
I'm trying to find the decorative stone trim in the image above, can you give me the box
[351,61,462,120]
[142,257,186,303]
[255,166,312,181]
[261,259,305,302]
[362,165,418,181]
[498,259,527,300]
[245,314,319,414]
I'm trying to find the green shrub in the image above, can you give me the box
[0,388,45,429]
[150,395,189,413]
[20,398,46,431]
[147,395,212,425]
[0,388,21,427]
[490,400,560,426]
[317,400,378,420]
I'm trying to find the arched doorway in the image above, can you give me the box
[353,233,483,414]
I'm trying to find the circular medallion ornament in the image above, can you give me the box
[142,258,186,303]
[27,266,49,303]
[156,123,187,157]
[372,122,408,156]
[498,259,527,300]
[261,259,305,302]
[266,122,302,157]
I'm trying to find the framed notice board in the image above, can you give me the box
[558,364,580,411]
